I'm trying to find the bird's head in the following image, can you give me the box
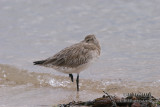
[83,34,101,49]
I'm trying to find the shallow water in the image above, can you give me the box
[0,0,160,106]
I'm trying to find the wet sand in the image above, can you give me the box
[1,64,160,106]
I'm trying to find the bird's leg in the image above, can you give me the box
[76,74,79,91]
[69,74,74,82]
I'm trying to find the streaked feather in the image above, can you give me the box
[42,43,99,68]
[33,34,101,74]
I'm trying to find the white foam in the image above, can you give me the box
[49,79,70,87]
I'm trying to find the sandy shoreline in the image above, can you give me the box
[1,64,160,106]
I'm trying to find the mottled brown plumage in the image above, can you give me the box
[33,34,101,91]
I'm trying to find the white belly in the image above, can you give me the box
[53,62,90,74]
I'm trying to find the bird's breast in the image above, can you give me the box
[89,50,100,62]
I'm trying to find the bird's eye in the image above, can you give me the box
[87,39,90,42]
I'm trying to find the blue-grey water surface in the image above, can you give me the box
[0,0,160,106]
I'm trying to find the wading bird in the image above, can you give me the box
[33,34,101,91]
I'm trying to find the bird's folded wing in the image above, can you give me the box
[43,43,96,68]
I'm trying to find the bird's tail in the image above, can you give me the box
[33,60,46,65]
